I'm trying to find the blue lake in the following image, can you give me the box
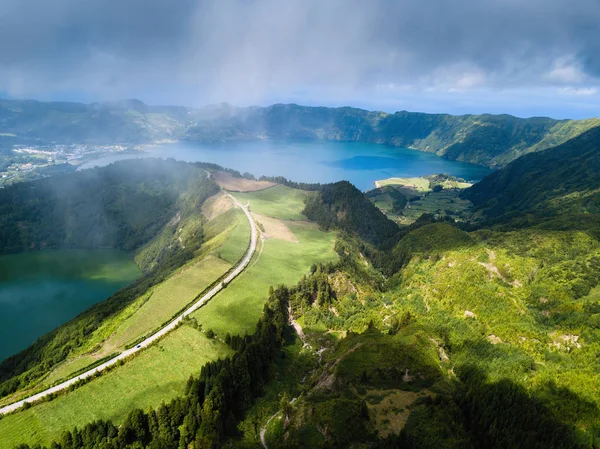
[0,249,140,362]
[80,140,493,191]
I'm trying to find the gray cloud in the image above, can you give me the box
[0,0,599,117]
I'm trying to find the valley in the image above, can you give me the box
[3,2,600,448]
[0,128,600,449]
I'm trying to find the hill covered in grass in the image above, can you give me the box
[3,98,600,167]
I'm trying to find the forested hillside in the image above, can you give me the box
[0,160,218,398]
[3,98,600,167]
[0,159,217,255]
[303,181,400,248]
[464,126,600,224]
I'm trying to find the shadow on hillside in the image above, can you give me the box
[377,365,595,449]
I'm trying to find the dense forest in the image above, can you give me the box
[3,98,600,167]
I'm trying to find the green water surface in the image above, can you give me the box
[0,249,141,362]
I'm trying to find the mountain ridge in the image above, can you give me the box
[464,126,600,225]
[2,97,600,168]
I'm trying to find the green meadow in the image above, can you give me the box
[193,186,337,338]
[233,185,311,220]
[400,189,473,224]
[0,186,339,448]
[0,326,232,449]
[193,221,338,338]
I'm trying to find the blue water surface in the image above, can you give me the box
[80,140,493,191]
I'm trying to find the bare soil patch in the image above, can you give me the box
[202,192,233,219]
[213,171,276,192]
[252,213,298,242]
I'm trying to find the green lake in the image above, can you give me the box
[0,249,141,362]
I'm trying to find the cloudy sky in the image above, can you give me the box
[1,0,599,118]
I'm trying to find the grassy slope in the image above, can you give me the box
[0,326,232,449]
[0,204,247,408]
[192,185,337,338]
[376,177,432,192]
[0,199,250,447]
[233,185,311,220]
[193,222,338,338]
[103,255,231,349]
[215,209,251,263]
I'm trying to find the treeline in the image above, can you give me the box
[13,286,291,449]
[193,162,255,181]
[303,181,400,249]
[258,175,322,191]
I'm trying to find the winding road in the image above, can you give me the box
[0,192,257,416]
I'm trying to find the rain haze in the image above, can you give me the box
[1,0,600,118]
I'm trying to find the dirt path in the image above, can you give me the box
[0,191,257,416]
[260,397,298,449]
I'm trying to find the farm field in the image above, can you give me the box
[234,185,311,220]
[0,326,232,449]
[367,181,473,226]
[102,254,232,350]
[192,186,337,338]
[192,221,338,338]
[375,176,431,191]
[399,190,473,225]
[212,171,276,192]
[214,209,251,263]
[375,176,472,192]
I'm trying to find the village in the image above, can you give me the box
[0,144,141,187]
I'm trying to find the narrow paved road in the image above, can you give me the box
[0,192,257,415]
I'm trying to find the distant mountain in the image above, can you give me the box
[208,104,600,167]
[2,98,599,167]
[464,126,600,222]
